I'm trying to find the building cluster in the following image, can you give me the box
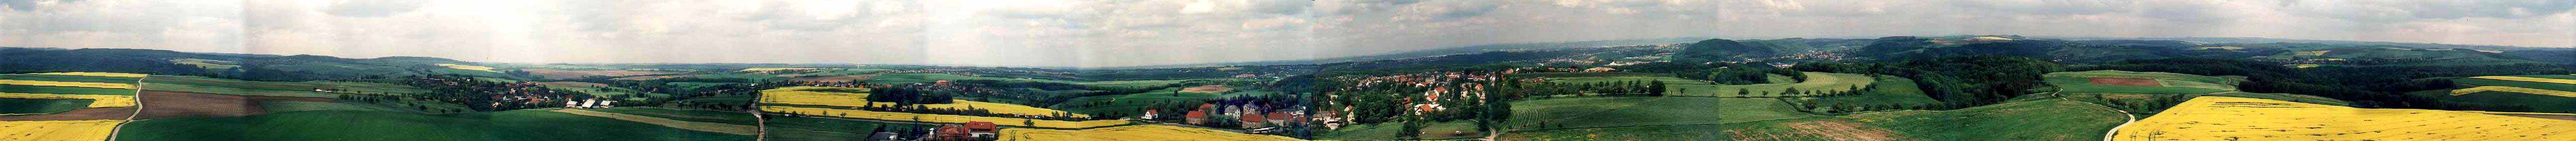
[1318,70,1502,129]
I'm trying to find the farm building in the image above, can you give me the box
[1185,110,1209,124]
[934,125,971,141]
[1239,112,1268,128]
[1140,110,1158,119]
[964,122,998,138]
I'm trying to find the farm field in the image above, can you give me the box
[0,80,135,89]
[1318,120,1483,140]
[1660,72,1877,97]
[139,76,429,98]
[2419,75,2576,113]
[2043,70,2241,94]
[435,63,499,73]
[763,116,911,141]
[757,106,1128,128]
[757,87,1086,117]
[0,93,134,108]
[1503,118,1900,140]
[2114,97,2576,140]
[583,107,758,125]
[0,99,95,114]
[1793,75,1941,111]
[0,119,123,141]
[115,109,755,141]
[998,125,1301,141]
[1501,97,1816,131]
[1049,87,1217,116]
[1840,99,2125,140]
[548,109,758,135]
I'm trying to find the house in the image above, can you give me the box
[963,122,998,138]
[1185,110,1209,124]
[1238,112,1268,129]
[933,125,971,141]
[1141,110,1159,120]
[1266,112,1294,125]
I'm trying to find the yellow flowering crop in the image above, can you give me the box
[0,120,124,141]
[2114,97,2576,140]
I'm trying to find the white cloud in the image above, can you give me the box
[1,0,2566,67]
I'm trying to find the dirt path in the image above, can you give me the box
[2053,90,2141,141]
[552,109,760,135]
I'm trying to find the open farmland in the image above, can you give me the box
[1840,99,2125,140]
[0,80,135,89]
[758,106,1128,128]
[1571,72,1873,97]
[0,99,94,115]
[1318,120,1484,140]
[0,93,133,108]
[520,69,672,80]
[116,109,754,141]
[2044,70,2242,94]
[2115,97,2576,140]
[434,63,499,73]
[998,125,1301,141]
[2450,86,2576,98]
[0,120,123,141]
[1048,87,1215,116]
[549,109,757,135]
[28,72,147,78]
[757,87,1086,117]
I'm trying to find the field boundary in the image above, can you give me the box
[107,75,145,141]
[551,109,760,135]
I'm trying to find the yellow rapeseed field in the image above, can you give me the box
[759,106,1128,128]
[549,109,757,135]
[999,125,1302,141]
[2450,86,2576,98]
[0,80,136,89]
[27,72,146,78]
[2472,76,2576,85]
[759,87,1088,117]
[0,93,134,108]
[2113,97,2576,140]
[435,63,500,73]
[0,120,124,141]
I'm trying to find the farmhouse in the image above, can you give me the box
[933,125,971,141]
[1185,110,1209,124]
[1140,110,1158,120]
[1238,113,1268,128]
[963,122,998,138]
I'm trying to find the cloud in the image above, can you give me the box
[321,0,424,18]
[2,0,2567,68]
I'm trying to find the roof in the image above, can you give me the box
[1185,110,1208,118]
[1239,112,1266,121]
[936,125,970,134]
[963,122,998,130]
[1267,112,1292,120]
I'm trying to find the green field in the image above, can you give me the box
[1317,120,1485,140]
[1661,72,1876,97]
[117,109,754,141]
[2454,75,2576,92]
[1504,97,1816,131]
[258,101,392,113]
[586,107,757,125]
[2408,90,2576,113]
[763,116,930,141]
[1048,87,1217,116]
[866,73,1077,85]
[2043,70,2241,95]
[1,74,141,84]
[140,76,429,97]
[0,85,134,96]
[1837,99,2125,140]
[1793,76,1941,111]
[0,98,96,114]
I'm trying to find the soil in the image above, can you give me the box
[1179,85,1235,93]
[133,90,337,119]
[2088,78,2162,87]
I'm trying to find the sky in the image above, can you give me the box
[3,0,2571,68]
